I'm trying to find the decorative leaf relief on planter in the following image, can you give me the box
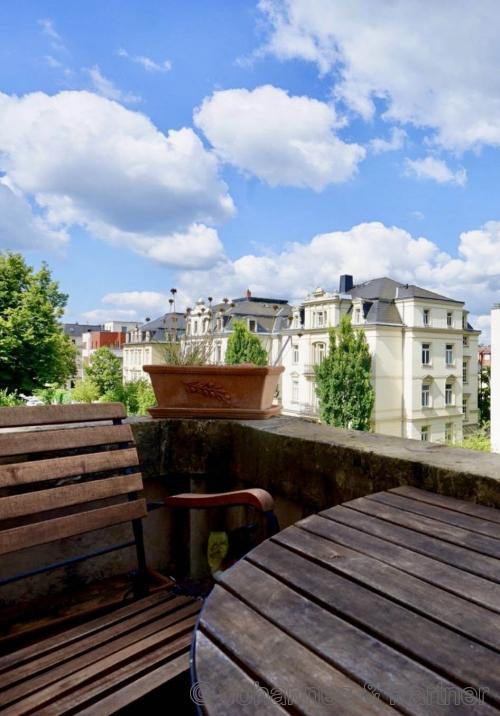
[183,380,232,405]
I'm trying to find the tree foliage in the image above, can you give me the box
[84,347,123,397]
[314,315,375,431]
[225,320,268,366]
[0,252,76,394]
[478,366,490,425]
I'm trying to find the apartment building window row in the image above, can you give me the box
[422,342,459,366]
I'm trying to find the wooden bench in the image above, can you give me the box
[0,403,277,715]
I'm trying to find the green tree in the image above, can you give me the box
[71,379,100,404]
[478,366,490,425]
[84,347,123,398]
[315,315,375,431]
[225,320,268,366]
[0,252,76,394]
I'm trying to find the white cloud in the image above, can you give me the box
[174,219,500,340]
[258,0,500,151]
[194,85,365,190]
[81,308,139,322]
[84,290,186,324]
[117,49,172,73]
[87,66,141,104]
[97,223,224,269]
[0,181,68,251]
[0,90,234,268]
[369,128,406,154]
[405,157,467,186]
[38,18,65,51]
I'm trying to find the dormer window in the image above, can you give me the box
[248,319,257,332]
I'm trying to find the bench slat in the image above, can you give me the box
[77,651,191,716]
[0,500,147,555]
[0,403,126,429]
[0,448,139,488]
[0,424,133,458]
[2,598,199,693]
[2,614,198,713]
[0,591,175,673]
[0,474,143,521]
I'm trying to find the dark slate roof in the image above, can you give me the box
[211,297,292,318]
[63,323,101,337]
[350,277,463,304]
[139,312,185,332]
[131,312,185,342]
[366,300,403,325]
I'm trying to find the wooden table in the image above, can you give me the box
[192,486,500,715]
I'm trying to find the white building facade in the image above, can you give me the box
[280,277,479,443]
[123,313,185,383]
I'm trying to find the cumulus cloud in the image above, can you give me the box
[81,308,139,323]
[87,66,141,104]
[0,90,233,266]
[194,85,365,190]
[117,49,172,73]
[0,181,68,251]
[369,128,406,154]
[258,0,500,151]
[174,220,500,337]
[405,157,467,186]
[83,289,191,324]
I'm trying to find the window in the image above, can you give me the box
[445,423,453,443]
[248,319,257,332]
[462,396,468,420]
[447,312,453,328]
[193,321,198,335]
[423,309,430,326]
[292,344,299,365]
[462,314,467,329]
[355,308,361,323]
[315,311,325,327]
[445,383,453,406]
[421,426,430,441]
[462,359,468,384]
[291,379,299,404]
[422,343,431,365]
[463,335,469,347]
[215,343,222,363]
[445,344,453,366]
[421,383,431,408]
[314,342,325,365]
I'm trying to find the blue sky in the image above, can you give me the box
[1,1,499,339]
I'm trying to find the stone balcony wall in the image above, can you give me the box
[2,416,500,606]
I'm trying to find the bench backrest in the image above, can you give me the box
[0,403,148,591]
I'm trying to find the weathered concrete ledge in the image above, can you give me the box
[131,416,500,521]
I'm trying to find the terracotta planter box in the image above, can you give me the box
[143,364,285,419]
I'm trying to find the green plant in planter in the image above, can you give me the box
[225,320,268,366]
[162,334,214,365]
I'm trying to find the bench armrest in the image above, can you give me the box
[163,488,274,513]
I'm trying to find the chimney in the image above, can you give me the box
[246,288,252,299]
[339,275,354,293]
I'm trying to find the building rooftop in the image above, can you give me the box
[350,277,464,304]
